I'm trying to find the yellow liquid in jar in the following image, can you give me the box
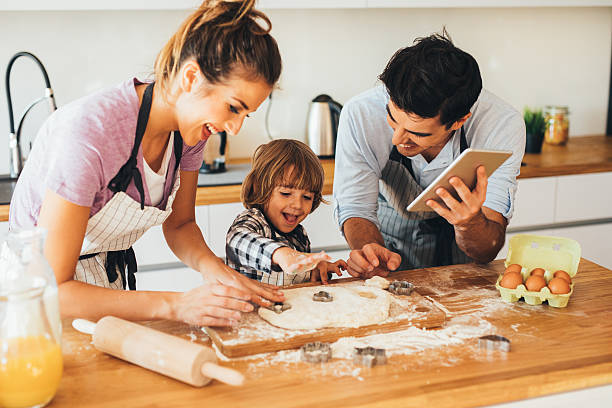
[0,336,63,408]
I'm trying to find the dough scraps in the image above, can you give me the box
[364,276,390,289]
[258,285,391,330]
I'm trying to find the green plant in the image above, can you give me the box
[523,107,546,135]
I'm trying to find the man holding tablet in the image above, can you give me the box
[333,32,525,277]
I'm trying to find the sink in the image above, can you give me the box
[0,176,17,205]
[197,163,251,187]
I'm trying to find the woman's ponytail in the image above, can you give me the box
[154,0,281,92]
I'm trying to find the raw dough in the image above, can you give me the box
[365,276,390,290]
[258,285,391,330]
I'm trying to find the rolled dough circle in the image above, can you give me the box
[258,285,391,330]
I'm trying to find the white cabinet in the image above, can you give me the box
[136,266,204,292]
[260,0,366,7]
[509,177,556,229]
[3,0,608,10]
[133,206,209,267]
[207,201,245,257]
[555,173,612,223]
[301,195,346,251]
[497,222,612,269]
[508,172,612,230]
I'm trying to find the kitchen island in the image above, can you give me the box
[51,258,612,408]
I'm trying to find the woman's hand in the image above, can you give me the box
[310,260,348,284]
[200,258,285,307]
[171,283,254,327]
[273,248,331,275]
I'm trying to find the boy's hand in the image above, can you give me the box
[311,260,348,284]
[273,248,331,275]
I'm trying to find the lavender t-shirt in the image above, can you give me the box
[9,78,206,229]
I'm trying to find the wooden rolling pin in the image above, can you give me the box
[72,316,243,387]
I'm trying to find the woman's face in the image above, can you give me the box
[174,66,272,146]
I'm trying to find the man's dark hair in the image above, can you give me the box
[379,30,482,129]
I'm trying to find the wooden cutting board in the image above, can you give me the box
[205,278,446,358]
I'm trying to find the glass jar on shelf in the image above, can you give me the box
[544,105,569,145]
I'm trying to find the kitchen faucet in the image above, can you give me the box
[5,51,57,179]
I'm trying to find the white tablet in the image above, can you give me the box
[405,148,513,212]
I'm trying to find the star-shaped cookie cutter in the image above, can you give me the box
[353,346,387,367]
[266,301,292,314]
[301,342,332,363]
[312,290,333,302]
[388,280,414,296]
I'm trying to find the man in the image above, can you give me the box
[333,32,525,278]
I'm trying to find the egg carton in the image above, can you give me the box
[495,234,581,308]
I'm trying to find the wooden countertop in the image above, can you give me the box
[519,135,612,178]
[1,135,610,222]
[52,258,612,408]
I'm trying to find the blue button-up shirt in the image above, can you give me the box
[333,85,526,231]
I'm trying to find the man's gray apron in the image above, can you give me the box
[377,127,472,270]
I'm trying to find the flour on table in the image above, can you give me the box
[258,285,391,330]
[364,276,390,289]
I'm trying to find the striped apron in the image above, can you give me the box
[76,83,183,290]
[377,127,472,270]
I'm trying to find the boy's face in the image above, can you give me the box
[264,183,314,234]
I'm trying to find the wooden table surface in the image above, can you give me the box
[51,258,612,408]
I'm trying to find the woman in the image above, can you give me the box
[9,0,284,327]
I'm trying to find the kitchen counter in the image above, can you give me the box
[52,258,612,407]
[0,135,610,222]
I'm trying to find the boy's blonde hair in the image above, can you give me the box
[242,139,326,212]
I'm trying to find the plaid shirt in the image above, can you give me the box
[225,208,312,286]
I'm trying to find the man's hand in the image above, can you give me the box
[426,165,487,227]
[346,243,401,279]
[426,165,507,263]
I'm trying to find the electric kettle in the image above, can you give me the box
[200,131,227,174]
[306,94,342,158]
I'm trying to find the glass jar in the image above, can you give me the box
[544,105,569,145]
[0,277,63,408]
[0,228,62,408]
[2,229,60,342]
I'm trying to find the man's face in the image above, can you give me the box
[386,100,466,159]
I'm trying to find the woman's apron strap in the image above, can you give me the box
[78,82,183,291]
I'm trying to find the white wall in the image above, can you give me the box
[0,6,610,172]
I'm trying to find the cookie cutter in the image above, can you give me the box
[478,335,511,352]
[266,301,292,314]
[301,342,332,363]
[388,280,414,296]
[313,290,333,302]
[353,346,387,367]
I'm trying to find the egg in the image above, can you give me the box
[530,268,545,277]
[500,272,523,289]
[553,270,572,283]
[505,264,522,274]
[525,275,547,292]
[548,277,571,294]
